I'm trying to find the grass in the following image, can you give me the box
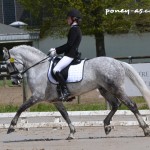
[0,79,12,87]
[0,104,19,112]
[0,96,148,113]
[0,103,106,113]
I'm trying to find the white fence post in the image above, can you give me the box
[22,73,28,103]
[22,73,29,130]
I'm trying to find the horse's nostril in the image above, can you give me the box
[12,81,16,85]
[12,81,19,85]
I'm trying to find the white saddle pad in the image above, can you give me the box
[48,59,86,84]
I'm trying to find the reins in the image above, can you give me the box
[21,56,50,75]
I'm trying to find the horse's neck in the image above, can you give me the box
[23,52,49,92]
[22,52,46,68]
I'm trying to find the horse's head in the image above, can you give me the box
[3,47,23,85]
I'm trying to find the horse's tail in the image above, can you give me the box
[121,61,150,108]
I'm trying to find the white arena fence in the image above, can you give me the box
[0,110,150,129]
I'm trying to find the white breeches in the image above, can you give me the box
[53,56,74,74]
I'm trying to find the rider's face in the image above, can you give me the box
[67,17,72,25]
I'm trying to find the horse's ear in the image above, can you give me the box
[3,47,8,53]
[3,47,10,60]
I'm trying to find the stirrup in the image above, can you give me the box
[57,85,70,101]
[58,92,70,101]
[60,90,70,101]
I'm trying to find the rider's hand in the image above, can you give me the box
[48,48,56,57]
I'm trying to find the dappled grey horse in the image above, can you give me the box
[3,45,150,138]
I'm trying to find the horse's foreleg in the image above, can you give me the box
[7,96,38,134]
[118,92,150,136]
[99,87,121,135]
[53,102,75,140]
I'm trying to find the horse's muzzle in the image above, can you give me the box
[11,78,21,85]
[11,74,22,85]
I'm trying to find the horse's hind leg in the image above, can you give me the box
[117,91,150,136]
[98,87,121,135]
[53,102,75,140]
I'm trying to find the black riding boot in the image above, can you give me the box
[55,71,70,101]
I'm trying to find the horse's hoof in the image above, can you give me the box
[66,136,74,140]
[66,133,75,140]
[7,127,15,134]
[104,125,112,135]
[144,132,150,136]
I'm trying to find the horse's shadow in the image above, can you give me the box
[3,135,145,143]
[3,138,61,143]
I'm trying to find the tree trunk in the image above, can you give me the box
[95,33,106,56]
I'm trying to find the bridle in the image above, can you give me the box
[5,57,24,85]
[5,51,50,80]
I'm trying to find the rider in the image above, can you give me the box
[48,8,82,101]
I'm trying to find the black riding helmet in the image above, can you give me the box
[67,9,81,21]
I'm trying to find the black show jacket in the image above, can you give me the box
[56,25,82,58]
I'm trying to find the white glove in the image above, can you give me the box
[48,48,56,57]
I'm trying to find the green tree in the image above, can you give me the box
[18,0,150,56]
